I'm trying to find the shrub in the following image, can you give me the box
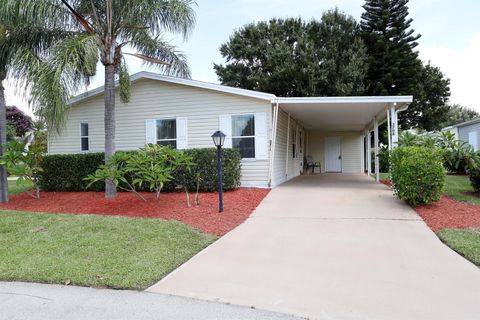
[0,140,44,198]
[39,148,242,192]
[469,168,480,192]
[466,152,480,192]
[378,146,390,173]
[170,148,241,192]
[39,153,105,191]
[85,145,194,200]
[390,146,445,207]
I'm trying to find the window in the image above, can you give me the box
[232,114,255,158]
[80,123,89,151]
[156,119,176,148]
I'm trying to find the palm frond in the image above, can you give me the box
[126,30,190,78]
[118,57,131,103]
[116,0,196,39]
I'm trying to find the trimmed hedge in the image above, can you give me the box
[390,146,445,207]
[39,153,105,191]
[39,148,241,192]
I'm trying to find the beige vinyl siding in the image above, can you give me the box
[49,79,272,187]
[306,131,363,173]
[271,108,304,187]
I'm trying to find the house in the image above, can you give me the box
[442,118,480,151]
[48,72,412,188]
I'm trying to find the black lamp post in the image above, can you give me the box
[211,131,226,213]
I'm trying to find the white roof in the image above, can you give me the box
[69,71,412,131]
[69,71,276,105]
[442,117,480,131]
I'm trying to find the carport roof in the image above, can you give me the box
[276,96,413,131]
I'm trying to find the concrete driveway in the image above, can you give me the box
[149,174,480,320]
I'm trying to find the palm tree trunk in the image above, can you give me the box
[0,78,8,203]
[104,64,117,198]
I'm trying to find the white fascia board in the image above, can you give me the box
[443,117,480,130]
[276,96,413,104]
[69,71,276,105]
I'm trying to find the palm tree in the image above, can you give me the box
[42,0,195,198]
[0,6,96,202]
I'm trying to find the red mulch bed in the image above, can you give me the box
[0,188,270,236]
[380,179,392,187]
[380,178,480,232]
[415,196,480,232]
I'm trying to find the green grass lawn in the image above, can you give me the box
[0,211,216,289]
[443,175,480,205]
[437,228,480,266]
[7,179,33,195]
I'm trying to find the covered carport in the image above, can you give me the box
[269,96,412,183]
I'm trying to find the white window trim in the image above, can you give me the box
[156,118,177,146]
[231,113,256,159]
[79,122,89,152]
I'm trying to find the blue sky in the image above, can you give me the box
[6,0,480,113]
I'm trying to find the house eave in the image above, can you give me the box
[68,71,276,106]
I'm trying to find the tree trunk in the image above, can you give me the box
[104,64,117,198]
[0,78,8,203]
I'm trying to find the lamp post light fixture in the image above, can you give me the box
[211,130,226,213]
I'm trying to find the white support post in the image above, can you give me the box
[374,117,380,182]
[367,129,372,176]
[390,105,398,147]
[268,102,279,187]
[387,108,392,151]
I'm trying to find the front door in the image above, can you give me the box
[325,137,342,172]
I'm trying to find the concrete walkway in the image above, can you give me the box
[149,174,480,320]
[0,281,301,320]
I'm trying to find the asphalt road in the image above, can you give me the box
[0,282,303,320]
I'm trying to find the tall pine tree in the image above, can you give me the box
[361,0,451,130]
[360,0,421,96]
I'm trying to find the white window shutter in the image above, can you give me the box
[176,117,188,149]
[145,119,156,144]
[254,112,268,160]
[219,114,232,148]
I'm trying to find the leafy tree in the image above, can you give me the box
[10,0,196,198]
[215,9,368,97]
[439,104,479,128]
[6,106,33,137]
[360,0,421,96]
[402,63,451,131]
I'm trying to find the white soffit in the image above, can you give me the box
[277,96,412,131]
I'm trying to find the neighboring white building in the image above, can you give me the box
[442,118,480,151]
[49,72,412,188]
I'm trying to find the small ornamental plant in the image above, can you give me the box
[390,146,445,207]
[0,140,44,198]
[85,145,194,202]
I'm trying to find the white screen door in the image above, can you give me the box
[325,137,342,172]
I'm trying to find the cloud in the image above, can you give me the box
[418,33,480,111]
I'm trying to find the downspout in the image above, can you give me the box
[268,99,279,187]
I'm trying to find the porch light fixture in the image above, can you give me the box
[211,131,226,212]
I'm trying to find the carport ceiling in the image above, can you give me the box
[277,96,412,131]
